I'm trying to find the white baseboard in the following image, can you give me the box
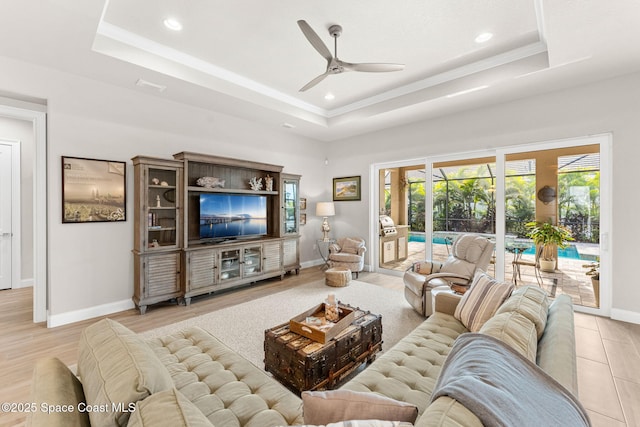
[301,259,326,269]
[13,278,34,289]
[47,299,135,328]
[610,308,640,325]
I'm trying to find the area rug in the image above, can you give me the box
[139,279,424,369]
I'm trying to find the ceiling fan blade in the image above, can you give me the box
[297,20,333,62]
[342,62,405,72]
[299,72,330,92]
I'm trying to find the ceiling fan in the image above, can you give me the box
[297,20,405,92]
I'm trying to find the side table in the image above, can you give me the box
[317,238,336,269]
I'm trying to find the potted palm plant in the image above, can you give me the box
[582,260,600,307]
[525,221,574,272]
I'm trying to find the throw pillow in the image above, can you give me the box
[454,272,514,332]
[294,422,414,427]
[302,390,419,425]
[341,238,364,254]
[480,311,538,362]
[414,261,439,275]
[127,388,214,427]
[77,318,174,427]
[496,285,549,339]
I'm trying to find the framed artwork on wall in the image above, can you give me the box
[300,198,307,210]
[333,176,361,201]
[62,156,126,223]
[300,213,307,225]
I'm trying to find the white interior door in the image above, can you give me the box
[0,143,12,290]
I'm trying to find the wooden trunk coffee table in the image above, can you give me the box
[264,304,382,394]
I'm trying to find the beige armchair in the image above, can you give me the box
[403,234,494,316]
[328,237,366,278]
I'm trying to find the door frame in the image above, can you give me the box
[0,139,21,290]
[371,134,611,316]
[495,133,611,316]
[0,102,47,323]
[370,157,427,276]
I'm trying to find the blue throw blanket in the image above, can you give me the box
[431,333,591,427]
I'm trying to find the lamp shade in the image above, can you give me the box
[316,202,335,217]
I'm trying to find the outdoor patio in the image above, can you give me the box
[381,240,599,309]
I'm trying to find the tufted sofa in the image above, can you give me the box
[342,286,579,426]
[27,285,577,427]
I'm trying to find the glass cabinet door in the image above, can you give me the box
[282,178,299,235]
[220,249,241,282]
[147,167,178,249]
[243,246,262,276]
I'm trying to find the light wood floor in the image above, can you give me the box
[1,268,639,426]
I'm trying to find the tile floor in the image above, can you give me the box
[574,312,640,426]
[364,271,640,426]
[381,241,599,308]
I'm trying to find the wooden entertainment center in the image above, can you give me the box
[132,152,301,314]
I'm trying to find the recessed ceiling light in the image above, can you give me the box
[163,17,183,31]
[474,32,493,43]
[324,93,335,100]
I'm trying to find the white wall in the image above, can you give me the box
[0,116,34,284]
[3,52,640,325]
[326,71,640,323]
[0,55,328,323]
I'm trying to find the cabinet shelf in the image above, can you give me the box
[187,186,278,195]
[149,185,176,189]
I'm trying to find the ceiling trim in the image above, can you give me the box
[94,4,550,129]
[327,41,548,118]
[96,21,327,117]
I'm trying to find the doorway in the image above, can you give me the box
[374,160,426,274]
[372,134,610,314]
[0,102,47,323]
[0,140,21,290]
[499,144,603,309]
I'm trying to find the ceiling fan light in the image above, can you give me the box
[163,17,183,31]
[475,32,493,43]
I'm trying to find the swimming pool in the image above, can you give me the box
[408,233,587,260]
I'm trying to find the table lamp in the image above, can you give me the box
[316,202,335,241]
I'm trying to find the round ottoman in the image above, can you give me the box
[325,267,352,287]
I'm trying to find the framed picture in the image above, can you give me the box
[300,213,307,225]
[300,198,307,211]
[62,156,126,223]
[333,176,361,201]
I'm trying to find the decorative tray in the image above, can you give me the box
[289,303,355,344]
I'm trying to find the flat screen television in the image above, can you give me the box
[199,193,267,240]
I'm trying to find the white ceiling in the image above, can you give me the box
[2,0,640,141]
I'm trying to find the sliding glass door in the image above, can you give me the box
[498,146,601,308]
[496,137,609,314]
[430,157,496,276]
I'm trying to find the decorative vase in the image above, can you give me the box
[591,277,600,308]
[539,259,556,272]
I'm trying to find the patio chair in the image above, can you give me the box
[511,244,543,287]
[403,234,495,316]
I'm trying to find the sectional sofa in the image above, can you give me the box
[27,281,582,427]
